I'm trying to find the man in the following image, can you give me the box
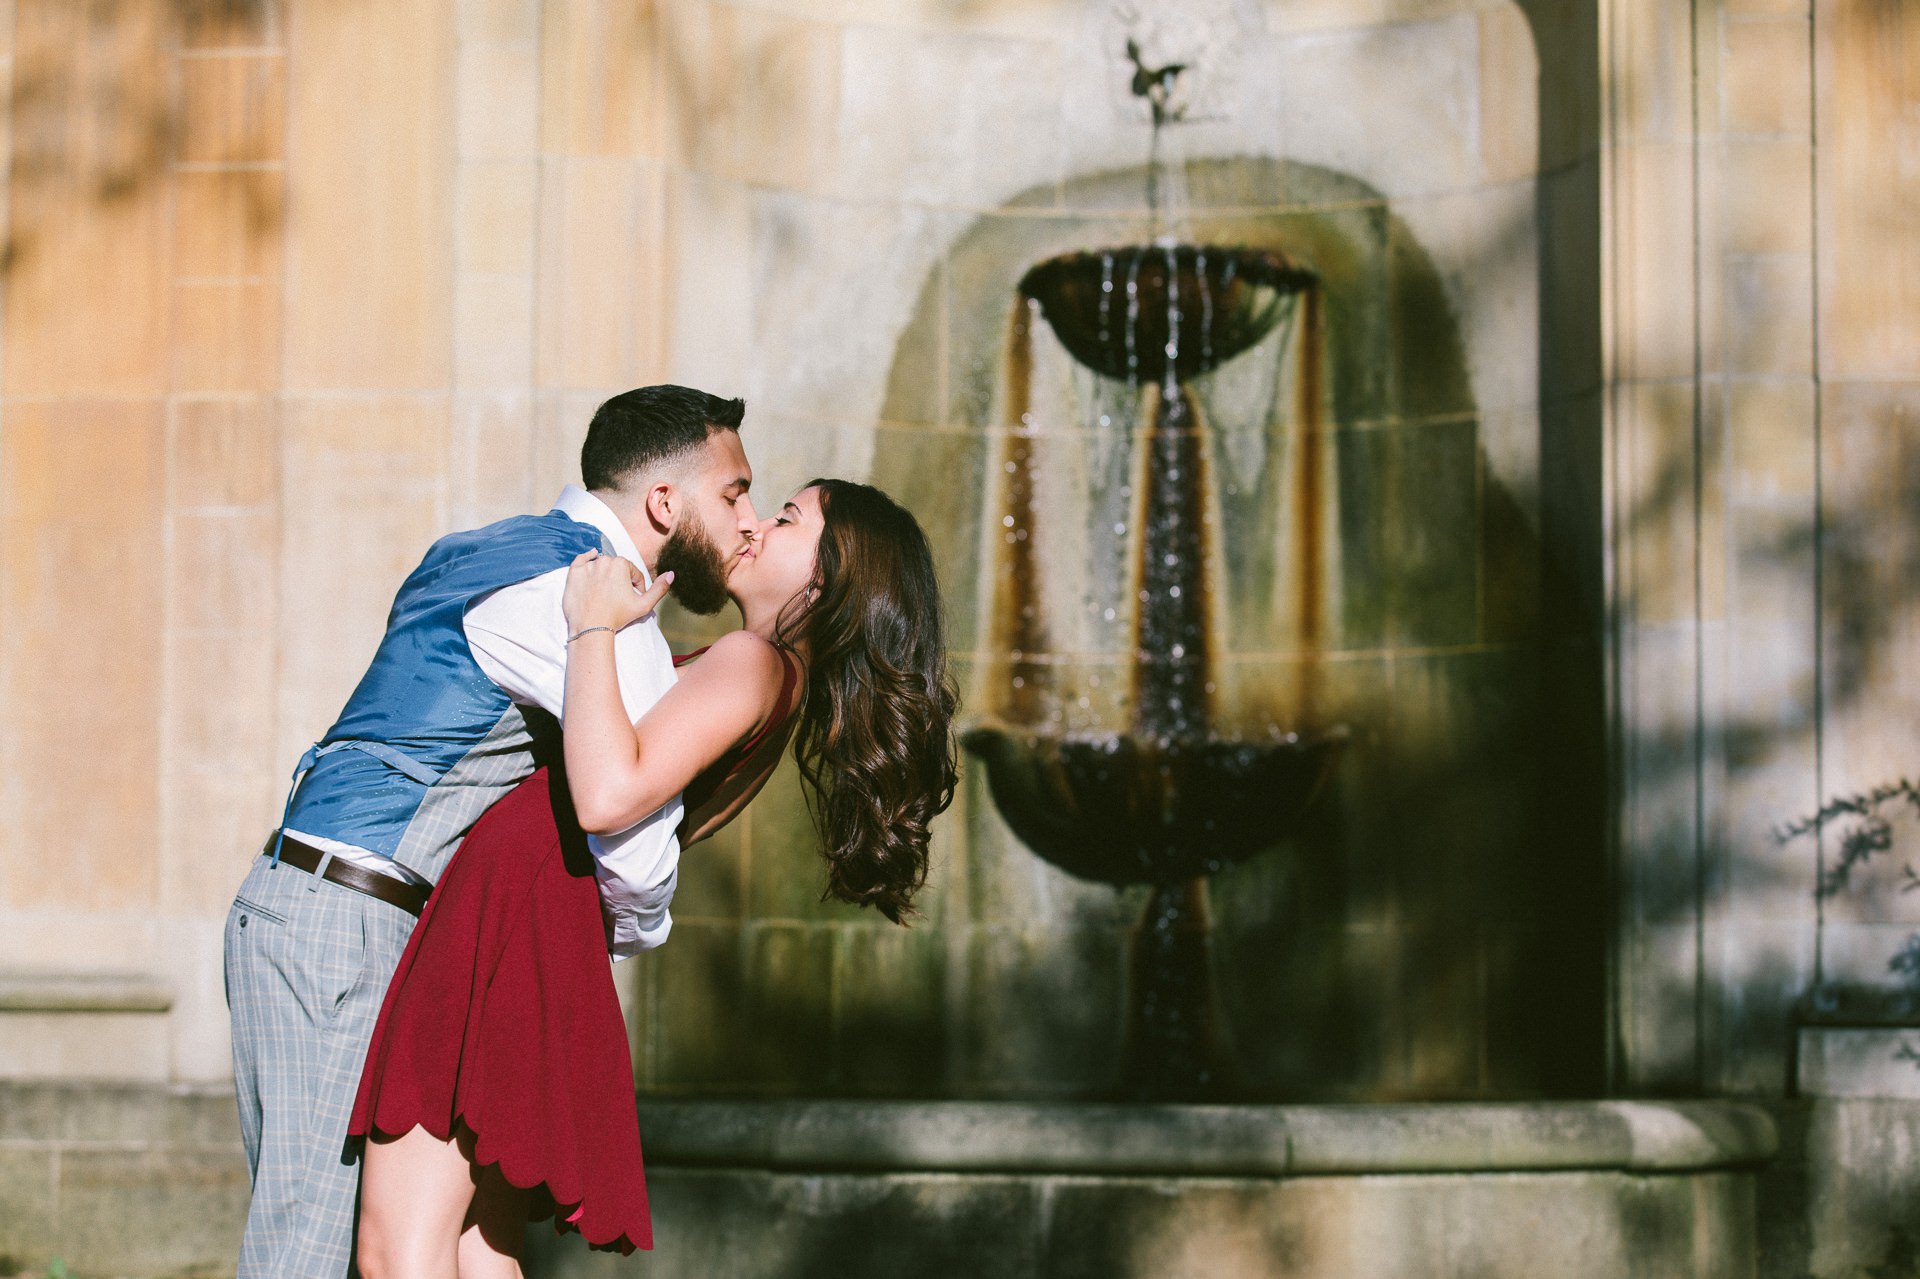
[223,385,756,1278]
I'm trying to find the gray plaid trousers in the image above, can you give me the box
[224,855,417,1279]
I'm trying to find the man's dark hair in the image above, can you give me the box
[580,385,746,492]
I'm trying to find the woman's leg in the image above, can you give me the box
[456,1163,532,1279]
[356,1126,477,1279]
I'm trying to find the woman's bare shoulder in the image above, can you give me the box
[680,629,785,688]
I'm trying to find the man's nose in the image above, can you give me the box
[735,495,760,537]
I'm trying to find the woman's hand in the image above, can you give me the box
[562,549,674,634]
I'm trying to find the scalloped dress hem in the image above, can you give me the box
[347,765,652,1254]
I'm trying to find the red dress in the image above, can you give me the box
[348,647,801,1254]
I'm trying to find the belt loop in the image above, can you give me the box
[310,850,335,892]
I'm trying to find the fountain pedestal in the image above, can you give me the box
[1124,878,1224,1099]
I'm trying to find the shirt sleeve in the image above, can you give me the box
[591,815,684,958]
[585,627,688,958]
[463,567,569,717]
[464,565,685,957]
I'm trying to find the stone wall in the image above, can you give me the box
[0,0,1590,1104]
[8,0,1886,1112]
[1605,0,1920,1097]
[0,0,1918,1274]
[0,1082,247,1278]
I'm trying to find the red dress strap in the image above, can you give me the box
[734,646,803,759]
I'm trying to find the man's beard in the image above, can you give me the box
[657,508,733,615]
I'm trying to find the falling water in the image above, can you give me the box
[1123,252,1142,386]
[1013,243,1317,739]
[1128,397,1212,742]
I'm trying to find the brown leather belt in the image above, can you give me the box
[263,833,431,918]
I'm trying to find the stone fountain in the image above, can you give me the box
[964,238,1345,1097]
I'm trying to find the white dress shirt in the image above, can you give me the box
[288,485,683,959]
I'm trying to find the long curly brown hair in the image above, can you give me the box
[777,479,958,923]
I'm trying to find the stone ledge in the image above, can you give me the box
[1798,984,1920,1026]
[0,971,172,1013]
[1796,1026,1920,1099]
[635,1099,1777,1177]
[0,1080,239,1143]
[0,1084,1780,1279]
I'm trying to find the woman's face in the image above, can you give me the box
[729,485,825,613]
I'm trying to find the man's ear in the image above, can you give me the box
[643,480,675,534]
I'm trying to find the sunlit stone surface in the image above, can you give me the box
[0,0,1915,1274]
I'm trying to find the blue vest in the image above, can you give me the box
[278,511,609,877]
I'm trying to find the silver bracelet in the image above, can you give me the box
[566,625,614,644]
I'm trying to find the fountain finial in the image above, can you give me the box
[1124,37,1189,127]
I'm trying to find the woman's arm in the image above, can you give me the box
[560,553,782,835]
[678,711,798,846]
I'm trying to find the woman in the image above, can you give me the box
[348,480,958,1278]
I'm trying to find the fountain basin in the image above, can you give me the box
[0,1068,1778,1279]
[1018,244,1315,384]
[527,1098,1776,1278]
[961,726,1344,886]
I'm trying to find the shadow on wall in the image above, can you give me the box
[5,0,284,276]
[658,88,1905,1107]
[867,155,1607,1103]
[616,708,959,1100]
[1602,273,1920,1063]
[1772,418,1920,1014]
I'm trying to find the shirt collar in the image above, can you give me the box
[552,485,652,586]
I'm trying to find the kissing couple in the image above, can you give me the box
[222,385,959,1277]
